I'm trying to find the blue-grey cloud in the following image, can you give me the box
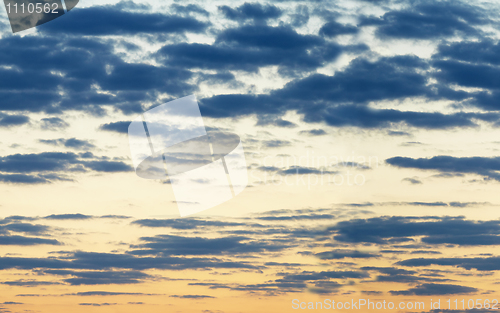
[397,256,500,271]
[319,21,358,37]
[131,218,246,229]
[40,117,69,130]
[219,3,282,22]
[38,138,95,150]
[390,283,478,295]
[0,113,29,128]
[129,235,289,256]
[98,121,130,134]
[386,155,500,181]
[39,5,209,35]
[360,1,487,39]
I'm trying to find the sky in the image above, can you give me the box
[1,0,500,312]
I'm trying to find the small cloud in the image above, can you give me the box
[402,177,422,184]
[99,121,130,134]
[38,138,95,150]
[299,129,327,136]
[40,117,69,130]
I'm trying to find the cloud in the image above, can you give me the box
[171,4,209,17]
[0,235,61,246]
[397,256,500,271]
[1,280,61,286]
[44,214,92,220]
[319,21,358,37]
[40,117,69,130]
[98,121,130,134]
[261,140,292,148]
[0,36,195,115]
[39,5,209,35]
[0,251,259,272]
[255,213,337,221]
[386,155,500,181]
[256,116,297,128]
[299,129,327,136]
[131,218,246,229]
[65,291,158,296]
[38,138,95,150]
[156,24,340,74]
[315,250,381,259]
[278,270,369,282]
[199,55,493,129]
[390,283,478,295]
[329,216,500,246]
[402,177,422,184]
[1,222,49,235]
[129,235,288,256]
[170,295,215,299]
[79,303,117,306]
[436,39,500,66]
[360,1,487,39]
[0,113,29,128]
[219,3,282,22]
[0,173,65,184]
[0,152,132,184]
[43,269,151,285]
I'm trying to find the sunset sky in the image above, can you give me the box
[1,0,500,312]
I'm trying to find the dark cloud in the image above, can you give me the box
[170,295,215,299]
[397,256,500,271]
[276,166,337,175]
[290,5,309,27]
[39,5,209,35]
[436,39,500,66]
[360,1,487,39]
[0,113,30,128]
[44,214,92,220]
[98,121,130,134]
[0,36,195,115]
[278,270,369,282]
[329,216,500,246]
[199,56,490,129]
[1,280,61,286]
[43,269,151,285]
[219,3,282,22]
[171,4,209,16]
[129,235,288,256]
[0,173,67,184]
[315,250,381,259]
[256,116,297,128]
[157,25,340,74]
[256,213,337,221]
[66,291,157,296]
[0,152,132,184]
[1,222,49,235]
[402,177,422,184]
[0,235,61,246]
[261,140,292,148]
[40,117,69,130]
[319,21,358,37]
[131,218,246,230]
[299,129,327,136]
[386,155,500,181]
[390,283,478,295]
[0,251,259,272]
[387,130,411,136]
[38,138,95,150]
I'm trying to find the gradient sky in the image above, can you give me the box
[1,0,500,312]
